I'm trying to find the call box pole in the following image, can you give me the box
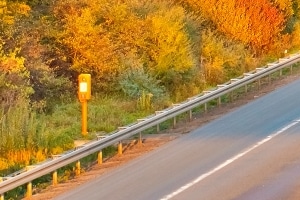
[78,74,91,136]
[81,99,88,136]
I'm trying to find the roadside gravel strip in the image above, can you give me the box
[30,71,300,200]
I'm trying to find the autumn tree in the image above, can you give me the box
[290,0,300,49]
[200,29,256,85]
[0,0,32,106]
[181,0,286,54]
[0,0,30,26]
[53,0,154,91]
[146,7,194,74]
[0,44,34,108]
[272,0,295,24]
[53,0,200,97]
[0,0,30,45]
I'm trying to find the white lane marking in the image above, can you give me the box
[161,119,300,200]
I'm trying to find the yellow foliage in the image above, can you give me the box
[147,6,195,75]
[55,0,120,88]
[34,149,47,162]
[54,0,196,91]
[173,82,202,102]
[269,33,293,56]
[291,22,300,48]
[15,3,31,16]
[201,29,254,84]
[272,0,294,18]
[0,48,26,72]
[137,91,153,111]
[51,146,64,155]
[0,158,10,170]
[0,46,34,100]
[0,149,46,170]
[6,150,32,166]
[0,0,30,26]
[0,0,7,15]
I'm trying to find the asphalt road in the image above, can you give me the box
[56,79,300,200]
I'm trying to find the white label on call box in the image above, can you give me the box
[80,82,88,92]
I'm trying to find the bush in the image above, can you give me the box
[0,45,34,106]
[28,61,75,113]
[119,68,165,99]
[200,29,255,85]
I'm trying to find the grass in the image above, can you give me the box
[0,93,157,178]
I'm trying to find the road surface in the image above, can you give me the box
[56,79,300,200]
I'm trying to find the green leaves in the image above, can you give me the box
[119,68,165,99]
[0,45,34,105]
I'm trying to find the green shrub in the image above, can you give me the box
[119,68,165,99]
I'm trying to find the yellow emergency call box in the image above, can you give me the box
[78,74,91,101]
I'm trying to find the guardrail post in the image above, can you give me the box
[189,110,192,121]
[218,97,221,107]
[280,69,283,76]
[98,151,103,165]
[0,177,4,200]
[229,91,233,102]
[118,141,123,155]
[245,84,248,93]
[268,74,271,84]
[173,117,176,128]
[257,79,261,90]
[155,111,164,133]
[138,132,142,146]
[290,65,293,75]
[52,170,58,186]
[204,103,207,113]
[27,181,32,198]
[75,161,81,176]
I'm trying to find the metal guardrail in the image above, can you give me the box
[1,53,300,196]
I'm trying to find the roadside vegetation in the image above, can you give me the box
[1,0,300,176]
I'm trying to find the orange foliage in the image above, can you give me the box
[2,149,47,169]
[13,2,31,16]
[272,0,294,18]
[183,0,285,53]
[291,22,300,48]
[6,150,32,166]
